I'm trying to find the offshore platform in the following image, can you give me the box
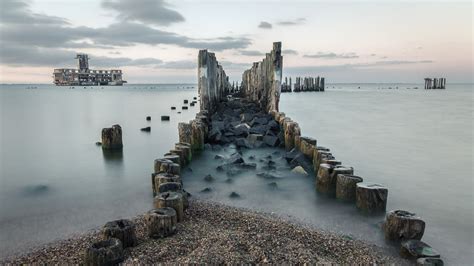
[53,54,126,86]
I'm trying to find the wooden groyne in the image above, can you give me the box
[424,78,446,89]
[88,42,442,265]
[281,76,325,92]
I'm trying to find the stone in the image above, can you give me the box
[204,174,215,182]
[237,162,257,169]
[336,174,363,202]
[356,183,388,213]
[102,219,137,248]
[146,116,151,121]
[247,134,264,145]
[289,153,313,174]
[291,166,308,176]
[268,182,278,189]
[208,128,222,143]
[227,152,244,164]
[214,154,224,160]
[140,126,151,132]
[84,238,123,266]
[257,172,282,179]
[384,210,425,241]
[154,192,184,222]
[416,258,444,266]
[161,116,170,121]
[101,124,123,150]
[158,182,182,193]
[200,187,212,193]
[233,123,250,137]
[145,207,177,238]
[235,138,252,148]
[229,192,240,198]
[284,148,302,163]
[400,240,440,259]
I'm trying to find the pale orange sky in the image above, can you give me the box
[0,0,472,83]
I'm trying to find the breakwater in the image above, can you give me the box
[84,43,443,264]
[281,76,326,92]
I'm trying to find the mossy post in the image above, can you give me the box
[101,124,123,150]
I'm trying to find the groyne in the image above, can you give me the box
[40,42,441,265]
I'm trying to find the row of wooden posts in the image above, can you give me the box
[424,78,446,89]
[271,109,442,263]
[281,76,325,92]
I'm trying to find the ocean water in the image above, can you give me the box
[0,83,472,264]
[0,84,199,256]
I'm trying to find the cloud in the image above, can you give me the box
[102,0,184,26]
[237,50,264,56]
[277,18,306,26]
[282,49,298,55]
[304,52,359,59]
[0,0,252,67]
[258,21,272,29]
[157,60,195,69]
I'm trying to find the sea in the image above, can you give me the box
[0,83,472,264]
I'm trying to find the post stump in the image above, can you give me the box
[384,210,425,241]
[154,192,184,222]
[145,207,177,238]
[336,174,363,202]
[356,183,388,213]
[102,219,137,248]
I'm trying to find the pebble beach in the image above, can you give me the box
[2,200,406,264]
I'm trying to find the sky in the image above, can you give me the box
[0,0,472,84]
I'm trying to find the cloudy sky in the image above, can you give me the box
[0,0,472,83]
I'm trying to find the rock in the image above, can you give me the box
[158,182,182,193]
[226,167,243,177]
[154,192,184,222]
[291,166,308,176]
[237,162,257,169]
[140,126,151,132]
[235,138,252,148]
[204,174,215,182]
[146,116,151,121]
[240,113,255,122]
[214,154,224,160]
[95,142,102,146]
[249,125,268,135]
[289,153,313,174]
[268,182,278,189]
[336,174,363,202]
[208,128,222,143]
[84,238,123,266]
[416,258,444,266]
[384,210,425,241]
[263,135,279,147]
[227,152,244,164]
[200,187,212,193]
[229,192,240,198]
[145,207,177,238]
[247,134,263,145]
[102,219,137,248]
[356,183,388,213]
[233,123,250,137]
[267,120,279,131]
[257,172,282,179]
[225,178,234,183]
[161,116,170,121]
[211,144,223,151]
[101,124,123,150]
[284,148,302,163]
[400,240,440,259]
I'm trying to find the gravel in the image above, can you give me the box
[1,199,407,264]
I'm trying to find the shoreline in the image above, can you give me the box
[1,199,407,264]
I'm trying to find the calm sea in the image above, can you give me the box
[0,83,472,264]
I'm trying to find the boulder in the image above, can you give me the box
[384,210,425,241]
[249,125,268,135]
[291,166,308,176]
[200,187,212,193]
[257,172,282,179]
[84,238,123,266]
[101,124,123,150]
[145,207,177,238]
[235,138,252,148]
[227,152,244,164]
[233,123,250,137]
[102,219,137,248]
[204,174,215,182]
[284,148,302,163]
[154,192,184,222]
[336,174,363,202]
[247,134,264,145]
[263,135,279,147]
[400,240,440,259]
[356,183,388,213]
[229,192,241,198]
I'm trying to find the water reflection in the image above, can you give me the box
[102,148,124,167]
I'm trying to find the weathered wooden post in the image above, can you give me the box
[101,124,123,149]
[145,207,177,238]
[284,121,301,151]
[154,192,184,222]
[384,210,425,241]
[102,219,137,248]
[336,174,363,202]
[356,183,388,213]
[320,77,325,91]
[84,238,123,266]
